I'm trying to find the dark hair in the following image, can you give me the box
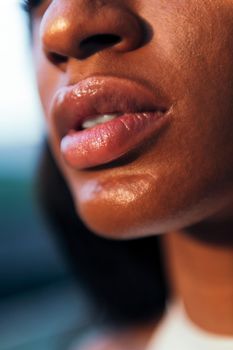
[37,141,168,326]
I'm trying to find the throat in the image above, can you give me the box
[163,227,233,336]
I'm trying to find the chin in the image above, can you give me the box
[74,196,191,240]
[64,152,233,240]
[70,174,164,239]
[76,204,160,240]
[74,191,232,240]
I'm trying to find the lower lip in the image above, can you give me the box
[61,111,169,169]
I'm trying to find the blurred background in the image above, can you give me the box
[0,2,97,349]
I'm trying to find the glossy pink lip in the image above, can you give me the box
[51,76,171,169]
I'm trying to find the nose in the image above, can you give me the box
[40,0,145,69]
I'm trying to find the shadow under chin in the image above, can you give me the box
[185,221,233,246]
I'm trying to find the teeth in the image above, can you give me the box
[82,114,119,129]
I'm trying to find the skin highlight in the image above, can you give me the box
[30,0,233,341]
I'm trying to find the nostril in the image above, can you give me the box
[79,34,121,59]
[47,52,68,68]
[45,34,121,67]
[81,34,121,47]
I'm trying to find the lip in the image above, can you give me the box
[51,76,172,169]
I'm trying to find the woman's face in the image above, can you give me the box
[32,0,233,238]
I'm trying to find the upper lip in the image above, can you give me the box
[50,76,170,138]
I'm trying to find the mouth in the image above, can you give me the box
[51,76,172,170]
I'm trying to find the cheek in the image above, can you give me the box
[33,20,61,121]
[33,34,65,164]
[36,60,60,119]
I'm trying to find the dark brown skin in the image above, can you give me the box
[31,0,233,344]
[164,227,233,335]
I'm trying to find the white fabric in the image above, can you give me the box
[146,303,233,350]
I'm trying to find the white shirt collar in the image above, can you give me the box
[147,302,233,350]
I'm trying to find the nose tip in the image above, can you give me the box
[40,2,145,68]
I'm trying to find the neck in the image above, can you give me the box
[164,221,233,335]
